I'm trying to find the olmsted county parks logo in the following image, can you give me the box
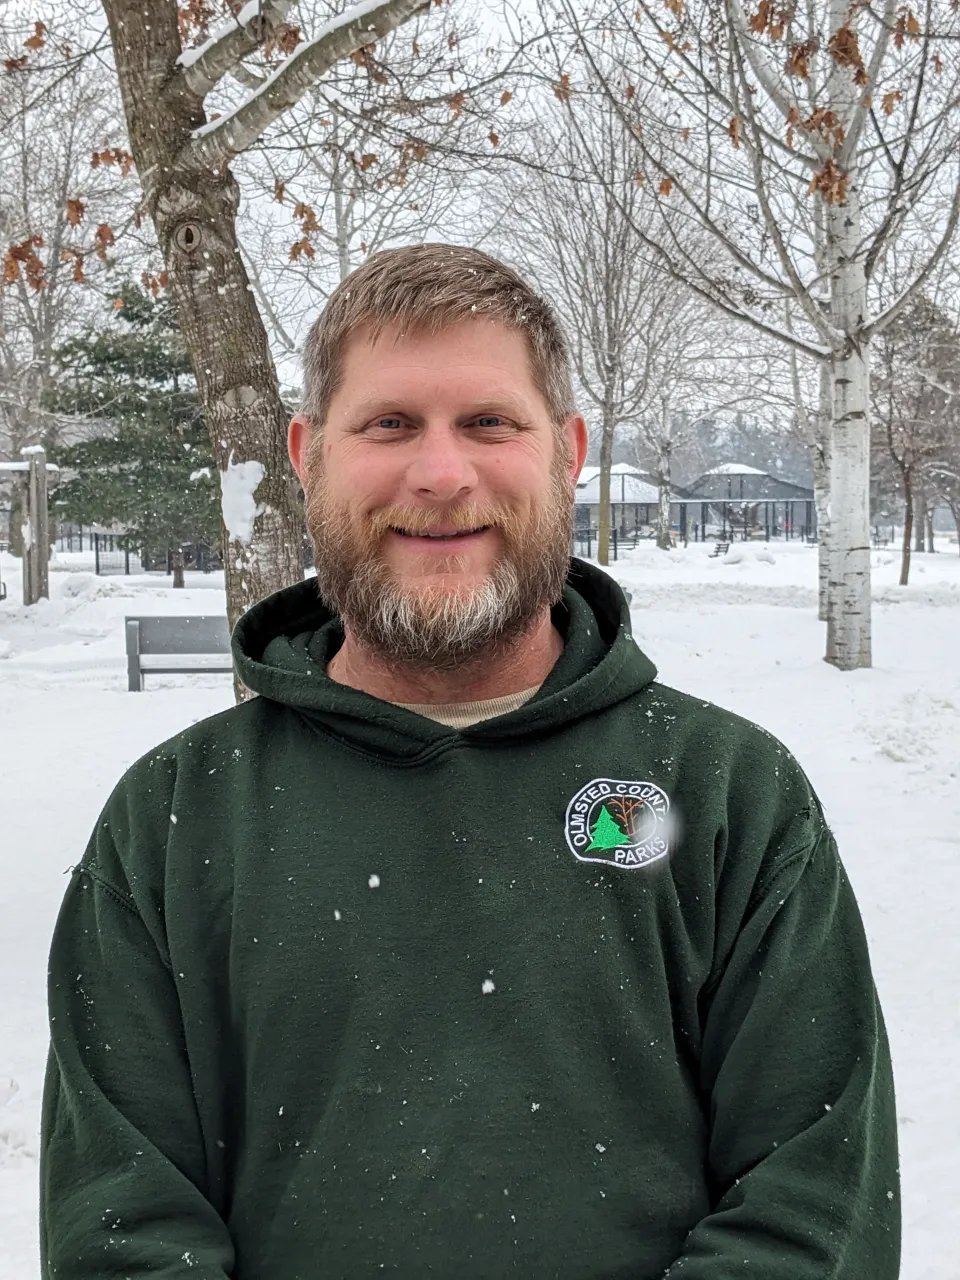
[565,778,671,869]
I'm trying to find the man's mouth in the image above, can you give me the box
[390,526,489,541]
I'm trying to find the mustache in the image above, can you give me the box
[366,503,521,539]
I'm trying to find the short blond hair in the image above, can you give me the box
[299,243,576,429]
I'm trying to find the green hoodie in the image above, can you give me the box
[41,560,899,1279]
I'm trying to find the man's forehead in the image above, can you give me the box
[340,315,532,366]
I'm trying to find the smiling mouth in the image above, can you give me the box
[390,527,489,540]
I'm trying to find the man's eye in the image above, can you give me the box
[374,417,404,430]
[476,416,505,427]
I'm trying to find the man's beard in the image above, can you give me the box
[304,454,573,673]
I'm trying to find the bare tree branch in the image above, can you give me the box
[184,0,431,170]
[174,0,296,99]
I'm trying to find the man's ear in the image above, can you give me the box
[563,414,589,482]
[288,414,312,486]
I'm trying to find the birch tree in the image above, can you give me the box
[547,0,960,669]
[97,0,436,634]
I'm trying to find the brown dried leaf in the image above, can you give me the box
[785,38,818,79]
[359,153,378,170]
[882,90,903,116]
[448,90,466,117]
[749,1,792,41]
[500,90,513,105]
[72,255,86,284]
[294,202,319,233]
[4,55,29,72]
[24,21,47,51]
[94,223,115,260]
[264,23,301,56]
[289,237,315,262]
[664,0,683,14]
[488,130,499,147]
[828,25,868,85]
[274,178,285,203]
[808,158,848,205]
[626,84,635,100]
[66,198,85,226]
[728,116,741,148]
[659,176,673,196]
[553,74,572,102]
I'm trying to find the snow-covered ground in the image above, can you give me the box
[1,540,958,1278]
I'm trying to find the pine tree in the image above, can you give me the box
[47,286,219,587]
[586,805,630,852]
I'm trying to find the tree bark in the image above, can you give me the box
[899,465,913,587]
[811,362,832,621]
[914,478,925,552]
[172,546,186,590]
[925,504,935,553]
[824,174,872,669]
[597,405,615,566]
[101,0,306,661]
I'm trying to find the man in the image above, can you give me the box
[41,245,899,1278]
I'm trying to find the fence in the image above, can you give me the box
[572,527,621,561]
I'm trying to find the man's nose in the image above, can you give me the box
[404,422,478,502]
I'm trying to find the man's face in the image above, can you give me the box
[289,318,587,671]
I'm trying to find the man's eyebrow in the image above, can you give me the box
[343,396,532,423]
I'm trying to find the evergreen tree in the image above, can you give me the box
[48,285,219,587]
[586,806,630,852]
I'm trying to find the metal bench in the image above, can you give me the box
[125,615,232,691]
[709,541,730,558]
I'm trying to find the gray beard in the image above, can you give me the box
[309,503,572,673]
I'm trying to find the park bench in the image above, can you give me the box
[125,615,232,691]
[709,541,730,558]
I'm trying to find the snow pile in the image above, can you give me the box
[721,543,776,566]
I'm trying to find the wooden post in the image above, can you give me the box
[21,446,50,605]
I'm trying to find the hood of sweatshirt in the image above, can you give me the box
[233,557,657,763]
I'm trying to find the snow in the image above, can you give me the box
[2,538,959,1278]
[219,455,265,545]
[703,461,770,475]
[191,0,405,140]
[176,0,271,70]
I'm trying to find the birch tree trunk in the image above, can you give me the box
[823,32,872,669]
[597,403,615,566]
[812,363,833,622]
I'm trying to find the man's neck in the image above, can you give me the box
[326,609,563,705]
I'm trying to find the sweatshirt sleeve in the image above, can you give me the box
[41,815,235,1278]
[667,820,900,1278]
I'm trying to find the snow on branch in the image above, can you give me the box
[184,0,429,170]
[176,0,296,98]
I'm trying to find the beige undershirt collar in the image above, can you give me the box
[395,684,542,729]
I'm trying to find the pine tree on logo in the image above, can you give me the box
[585,804,630,851]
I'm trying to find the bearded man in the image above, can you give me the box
[41,245,899,1278]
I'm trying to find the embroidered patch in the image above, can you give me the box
[565,778,671,869]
